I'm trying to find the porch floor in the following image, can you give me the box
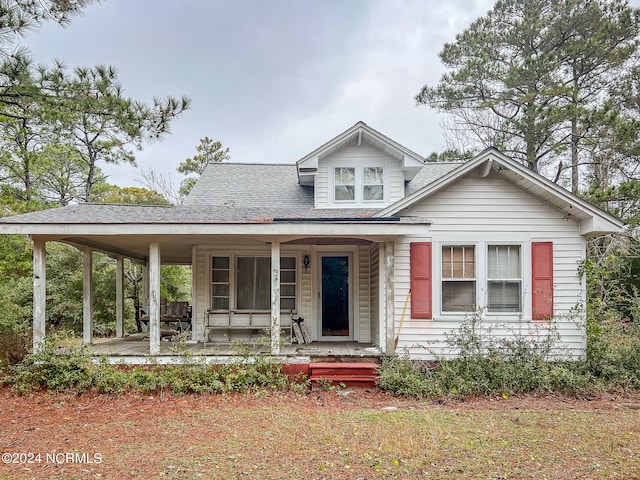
[87,333,382,364]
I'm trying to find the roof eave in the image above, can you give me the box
[375,147,624,235]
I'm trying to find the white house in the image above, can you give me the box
[0,122,624,360]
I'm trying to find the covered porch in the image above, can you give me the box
[27,215,426,360]
[87,334,382,364]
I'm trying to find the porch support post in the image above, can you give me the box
[142,265,149,312]
[384,242,395,355]
[270,241,281,354]
[82,249,93,345]
[32,239,46,353]
[115,255,124,338]
[191,245,197,341]
[149,242,161,355]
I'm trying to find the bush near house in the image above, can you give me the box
[6,333,298,395]
[377,312,640,398]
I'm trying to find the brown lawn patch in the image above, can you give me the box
[0,387,639,479]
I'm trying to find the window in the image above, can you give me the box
[236,257,270,310]
[334,167,355,201]
[487,245,521,312]
[211,256,297,311]
[363,167,384,201]
[211,256,230,310]
[333,166,385,203]
[441,246,475,312]
[280,257,297,311]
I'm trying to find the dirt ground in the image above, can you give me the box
[1,387,639,480]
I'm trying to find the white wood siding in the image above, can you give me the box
[393,171,586,360]
[315,143,404,208]
[370,243,380,346]
[358,245,371,342]
[194,243,312,343]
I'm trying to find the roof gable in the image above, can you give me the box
[296,121,425,186]
[376,147,624,237]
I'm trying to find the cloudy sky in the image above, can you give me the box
[22,0,499,188]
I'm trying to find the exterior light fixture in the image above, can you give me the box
[303,254,310,273]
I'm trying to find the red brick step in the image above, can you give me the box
[309,362,379,388]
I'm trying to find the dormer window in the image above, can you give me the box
[364,167,384,201]
[333,166,385,204]
[334,167,356,201]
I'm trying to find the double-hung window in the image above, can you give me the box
[333,166,385,204]
[334,167,356,201]
[487,245,521,312]
[363,167,384,201]
[441,245,476,312]
[211,256,297,311]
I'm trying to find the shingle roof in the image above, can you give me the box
[0,203,385,224]
[184,163,313,209]
[0,162,464,225]
[405,162,463,195]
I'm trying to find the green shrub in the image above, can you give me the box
[9,334,292,395]
[378,312,596,399]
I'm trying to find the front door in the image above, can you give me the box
[320,254,352,340]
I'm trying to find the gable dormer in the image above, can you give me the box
[296,121,425,208]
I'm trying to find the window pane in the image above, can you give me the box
[212,284,229,297]
[212,257,229,269]
[281,285,296,297]
[335,185,355,200]
[364,167,383,184]
[280,298,296,310]
[488,245,520,279]
[212,297,229,310]
[237,257,271,310]
[364,185,383,200]
[212,269,229,282]
[442,246,475,278]
[442,281,475,311]
[281,270,296,283]
[280,257,296,269]
[335,167,355,185]
[488,281,521,312]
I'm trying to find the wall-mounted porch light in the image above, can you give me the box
[303,254,310,273]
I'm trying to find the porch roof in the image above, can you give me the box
[0,203,430,263]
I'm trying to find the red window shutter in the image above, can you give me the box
[410,242,432,319]
[532,242,553,320]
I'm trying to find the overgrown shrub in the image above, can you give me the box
[9,333,294,395]
[378,312,596,399]
[587,318,640,390]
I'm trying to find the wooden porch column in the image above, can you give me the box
[191,245,197,341]
[142,265,149,313]
[115,255,124,338]
[32,239,46,353]
[83,249,93,345]
[384,242,395,355]
[148,242,161,355]
[270,241,281,354]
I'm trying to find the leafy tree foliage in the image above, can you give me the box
[178,136,229,196]
[418,0,640,193]
[0,0,97,118]
[41,64,190,202]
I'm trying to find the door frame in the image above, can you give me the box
[315,247,357,342]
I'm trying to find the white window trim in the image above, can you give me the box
[433,237,532,321]
[209,252,299,313]
[486,244,523,314]
[328,159,389,207]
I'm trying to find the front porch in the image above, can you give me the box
[88,334,382,365]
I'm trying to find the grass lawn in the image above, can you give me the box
[0,388,639,479]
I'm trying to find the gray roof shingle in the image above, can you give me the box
[1,162,463,225]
